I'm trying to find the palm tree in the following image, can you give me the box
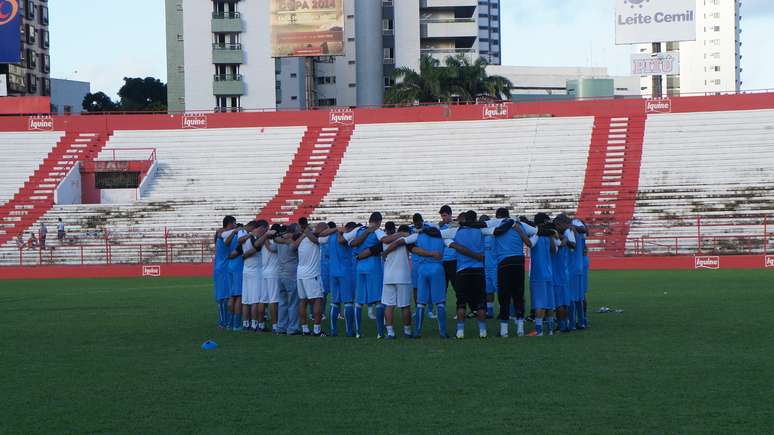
[384,54,512,106]
[384,55,449,106]
[443,55,512,102]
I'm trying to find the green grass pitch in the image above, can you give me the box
[1,270,773,434]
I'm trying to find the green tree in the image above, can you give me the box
[385,54,512,106]
[82,91,118,112]
[118,77,168,112]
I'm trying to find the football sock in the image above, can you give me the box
[368,305,374,319]
[354,304,363,337]
[486,302,494,318]
[568,301,577,329]
[386,325,395,337]
[415,305,425,336]
[547,317,555,336]
[516,318,525,335]
[535,318,544,335]
[250,319,258,329]
[258,322,265,331]
[577,300,587,327]
[478,320,487,335]
[302,324,310,334]
[456,320,464,334]
[313,324,321,335]
[217,301,224,326]
[272,323,278,332]
[233,313,242,330]
[436,304,447,336]
[344,303,355,337]
[509,304,516,318]
[330,304,340,336]
[243,320,250,329]
[500,321,508,337]
[375,304,386,337]
[225,309,232,328]
[403,325,412,337]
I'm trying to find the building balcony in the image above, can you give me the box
[213,74,245,96]
[420,18,478,39]
[421,0,477,7]
[212,43,244,64]
[212,12,244,33]
[420,47,477,62]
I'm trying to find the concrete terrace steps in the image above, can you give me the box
[0,131,113,246]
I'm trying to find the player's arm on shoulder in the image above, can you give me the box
[411,246,442,260]
[449,242,484,262]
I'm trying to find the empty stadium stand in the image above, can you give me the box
[0,94,772,271]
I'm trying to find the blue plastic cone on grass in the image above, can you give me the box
[201,340,218,350]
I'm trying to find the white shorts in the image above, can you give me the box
[242,271,262,305]
[261,278,280,304]
[382,283,412,308]
[297,277,323,300]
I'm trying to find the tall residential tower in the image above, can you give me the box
[165,0,500,111]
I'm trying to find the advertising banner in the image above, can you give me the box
[615,0,697,45]
[631,51,680,76]
[0,0,21,63]
[271,0,345,57]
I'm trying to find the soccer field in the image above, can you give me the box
[1,270,772,434]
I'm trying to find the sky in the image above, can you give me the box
[50,0,774,99]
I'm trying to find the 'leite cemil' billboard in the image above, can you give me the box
[615,0,697,45]
[271,0,345,58]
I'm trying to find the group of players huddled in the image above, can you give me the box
[213,205,590,339]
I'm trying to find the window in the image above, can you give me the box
[291,96,298,100]
[317,98,336,107]
[40,53,49,73]
[40,29,49,49]
[25,1,36,20]
[26,49,36,69]
[383,47,394,64]
[382,19,393,34]
[63,105,73,114]
[290,73,297,78]
[316,76,336,85]
[39,4,48,25]
[26,24,35,44]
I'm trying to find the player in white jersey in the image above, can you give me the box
[292,221,329,336]
[379,222,413,339]
[240,220,273,331]
[259,224,282,333]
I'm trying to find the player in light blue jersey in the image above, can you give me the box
[528,213,558,336]
[387,224,448,338]
[328,222,358,337]
[448,211,488,339]
[490,208,536,337]
[319,221,336,323]
[479,215,498,319]
[347,212,387,338]
[214,216,236,328]
[551,214,576,333]
[438,205,456,320]
[570,218,589,329]
[223,221,247,331]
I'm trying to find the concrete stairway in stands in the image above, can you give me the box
[259,126,354,223]
[0,131,112,245]
[576,116,646,256]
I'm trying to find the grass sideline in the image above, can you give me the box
[1,270,773,434]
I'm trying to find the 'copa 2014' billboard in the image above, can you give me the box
[271,0,345,58]
[615,0,697,45]
[0,0,22,63]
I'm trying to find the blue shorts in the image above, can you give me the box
[331,274,355,304]
[485,268,497,295]
[321,266,330,294]
[356,272,382,305]
[417,263,446,305]
[214,268,230,301]
[569,274,583,302]
[530,279,555,310]
[553,283,571,307]
[411,263,419,289]
[228,269,242,297]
